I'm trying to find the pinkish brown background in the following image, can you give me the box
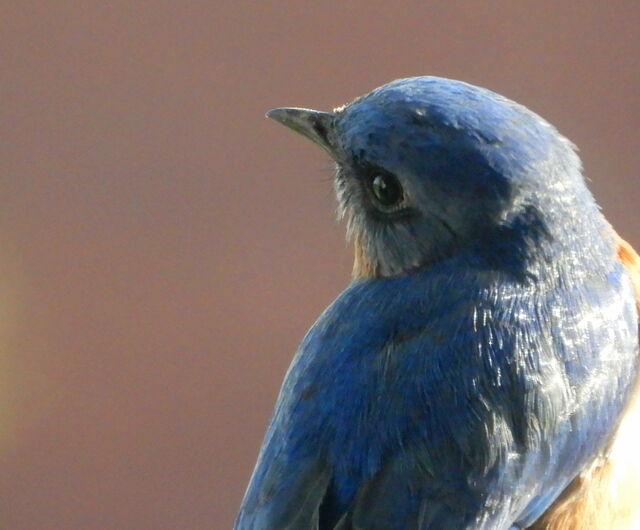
[2,2,639,529]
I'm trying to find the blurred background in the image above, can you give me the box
[2,1,639,528]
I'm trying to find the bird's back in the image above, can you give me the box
[236,76,640,529]
[235,231,639,529]
[530,237,640,530]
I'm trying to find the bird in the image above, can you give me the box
[234,77,640,529]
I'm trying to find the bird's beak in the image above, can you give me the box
[266,107,338,160]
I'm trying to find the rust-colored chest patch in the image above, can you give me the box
[618,237,640,309]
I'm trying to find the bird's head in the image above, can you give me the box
[268,77,598,278]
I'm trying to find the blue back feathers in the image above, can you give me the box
[235,77,639,529]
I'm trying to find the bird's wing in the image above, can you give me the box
[236,245,638,530]
[531,236,640,530]
[234,427,331,529]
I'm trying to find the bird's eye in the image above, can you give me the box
[370,173,404,208]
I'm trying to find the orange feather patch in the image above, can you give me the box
[352,232,377,278]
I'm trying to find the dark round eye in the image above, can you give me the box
[370,173,403,208]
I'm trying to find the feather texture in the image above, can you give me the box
[237,78,640,529]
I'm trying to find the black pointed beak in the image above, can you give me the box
[266,107,338,159]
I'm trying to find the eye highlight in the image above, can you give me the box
[369,173,404,209]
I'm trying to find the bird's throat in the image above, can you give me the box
[352,232,377,279]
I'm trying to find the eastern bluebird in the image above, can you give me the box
[234,77,640,529]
